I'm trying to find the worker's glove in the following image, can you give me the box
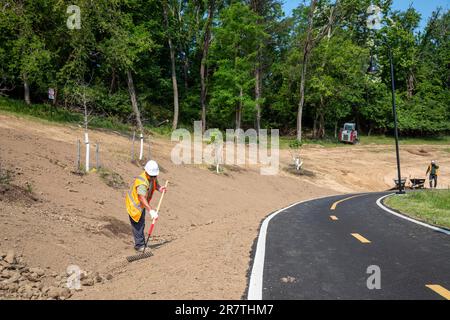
[159,186,167,193]
[149,209,159,220]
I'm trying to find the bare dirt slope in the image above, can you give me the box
[0,113,448,299]
[284,144,450,193]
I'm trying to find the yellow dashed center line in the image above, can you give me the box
[330,215,339,221]
[426,285,450,300]
[351,233,371,243]
[330,195,365,210]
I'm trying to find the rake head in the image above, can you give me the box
[126,250,153,262]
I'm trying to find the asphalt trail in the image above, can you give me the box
[251,192,450,300]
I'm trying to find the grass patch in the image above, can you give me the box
[98,168,126,189]
[0,167,13,185]
[150,124,173,137]
[0,97,131,132]
[25,181,34,194]
[279,136,342,149]
[384,190,450,229]
[361,135,450,146]
[278,134,450,149]
[2,97,449,146]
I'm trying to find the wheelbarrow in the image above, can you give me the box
[409,178,425,189]
[393,178,407,190]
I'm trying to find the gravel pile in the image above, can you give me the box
[0,250,113,300]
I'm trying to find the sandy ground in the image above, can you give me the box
[0,113,448,299]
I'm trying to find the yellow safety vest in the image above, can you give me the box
[427,164,440,176]
[125,172,157,222]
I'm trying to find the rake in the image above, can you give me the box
[126,180,168,262]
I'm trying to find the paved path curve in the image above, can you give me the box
[248,192,450,300]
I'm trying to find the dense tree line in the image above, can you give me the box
[0,0,448,138]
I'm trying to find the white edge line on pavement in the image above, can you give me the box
[376,194,450,235]
[247,194,341,300]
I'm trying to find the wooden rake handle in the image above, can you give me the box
[155,180,169,214]
[147,180,169,235]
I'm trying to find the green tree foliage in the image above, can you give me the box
[1,1,53,103]
[0,0,448,136]
[307,32,368,138]
[208,2,267,129]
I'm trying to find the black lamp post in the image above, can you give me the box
[367,47,405,194]
[367,49,379,74]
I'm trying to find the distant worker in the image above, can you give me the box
[425,160,439,189]
[125,160,167,252]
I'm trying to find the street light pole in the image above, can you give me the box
[388,47,404,194]
[366,4,404,194]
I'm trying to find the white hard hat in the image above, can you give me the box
[431,160,436,164]
[144,160,159,176]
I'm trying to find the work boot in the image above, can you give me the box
[134,246,145,253]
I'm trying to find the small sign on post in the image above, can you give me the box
[48,88,55,100]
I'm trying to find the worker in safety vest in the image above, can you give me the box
[126,160,167,252]
[425,160,439,189]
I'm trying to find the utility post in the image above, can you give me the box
[366,4,404,194]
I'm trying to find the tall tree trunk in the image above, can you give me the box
[317,96,325,139]
[236,87,243,130]
[407,71,415,99]
[200,59,207,132]
[355,108,362,135]
[297,55,309,141]
[368,124,373,137]
[53,87,58,106]
[313,111,318,139]
[250,0,263,134]
[319,112,325,138]
[334,121,338,138]
[23,73,31,105]
[109,68,116,94]
[168,38,180,131]
[200,0,215,133]
[163,1,179,130]
[255,62,261,133]
[126,69,143,133]
[296,0,317,142]
[297,0,338,141]
[183,54,189,91]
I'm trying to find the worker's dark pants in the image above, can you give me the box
[129,209,146,249]
[429,175,437,188]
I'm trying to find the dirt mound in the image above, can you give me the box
[98,168,127,189]
[0,166,39,204]
[98,216,132,238]
[0,184,39,203]
[407,148,430,157]
[283,165,315,177]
